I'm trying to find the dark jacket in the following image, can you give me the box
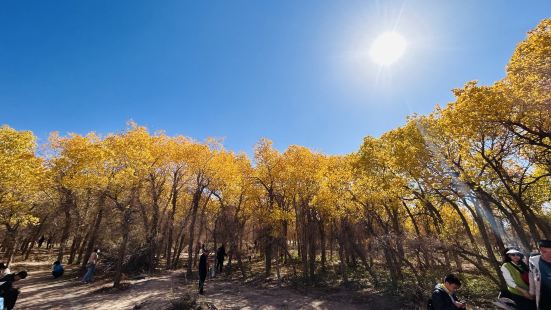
[216,247,226,261]
[431,286,460,310]
[53,264,64,273]
[198,253,208,278]
[0,274,16,289]
[0,274,20,310]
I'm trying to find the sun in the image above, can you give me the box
[369,32,407,66]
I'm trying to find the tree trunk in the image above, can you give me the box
[57,189,74,263]
[81,196,105,272]
[329,221,334,262]
[307,211,316,281]
[76,226,91,265]
[67,234,81,264]
[193,207,207,268]
[24,215,48,260]
[282,220,289,264]
[319,218,326,271]
[4,226,19,265]
[145,173,164,273]
[337,223,348,283]
[114,208,132,287]
[187,186,209,275]
[173,228,186,269]
[165,176,180,269]
[264,232,273,278]
[468,200,507,289]
[172,209,193,269]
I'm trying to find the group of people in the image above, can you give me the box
[497,239,551,310]
[37,235,53,249]
[0,259,64,309]
[197,244,227,295]
[194,239,551,307]
[0,263,28,310]
[429,239,551,310]
[0,238,547,309]
[50,248,99,283]
[0,247,100,309]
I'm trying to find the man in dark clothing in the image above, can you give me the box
[216,245,227,273]
[198,249,209,295]
[37,235,45,248]
[529,239,551,309]
[430,274,466,310]
[0,270,28,310]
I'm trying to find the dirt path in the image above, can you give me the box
[191,278,366,310]
[16,266,183,309]
[13,263,396,309]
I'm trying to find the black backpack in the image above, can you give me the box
[427,298,434,310]
[427,289,438,310]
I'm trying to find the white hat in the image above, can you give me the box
[506,249,522,255]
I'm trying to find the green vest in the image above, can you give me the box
[503,262,529,296]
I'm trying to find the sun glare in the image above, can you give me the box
[369,32,407,66]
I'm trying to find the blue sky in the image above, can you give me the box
[1,1,549,155]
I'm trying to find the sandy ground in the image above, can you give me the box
[11,261,400,310]
[14,265,180,309]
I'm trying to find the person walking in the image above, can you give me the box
[82,248,100,283]
[37,235,45,248]
[247,244,253,263]
[216,245,227,273]
[198,248,210,295]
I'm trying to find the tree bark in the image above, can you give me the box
[57,188,74,263]
[114,207,132,287]
[81,195,105,272]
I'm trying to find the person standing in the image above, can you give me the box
[216,245,227,273]
[501,248,536,309]
[529,240,551,309]
[37,235,45,248]
[46,236,52,249]
[198,248,209,295]
[247,244,253,263]
[82,248,100,283]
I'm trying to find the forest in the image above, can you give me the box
[0,19,549,306]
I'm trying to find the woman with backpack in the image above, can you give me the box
[500,249,536,310]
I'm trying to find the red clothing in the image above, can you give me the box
[521,271,529,285]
